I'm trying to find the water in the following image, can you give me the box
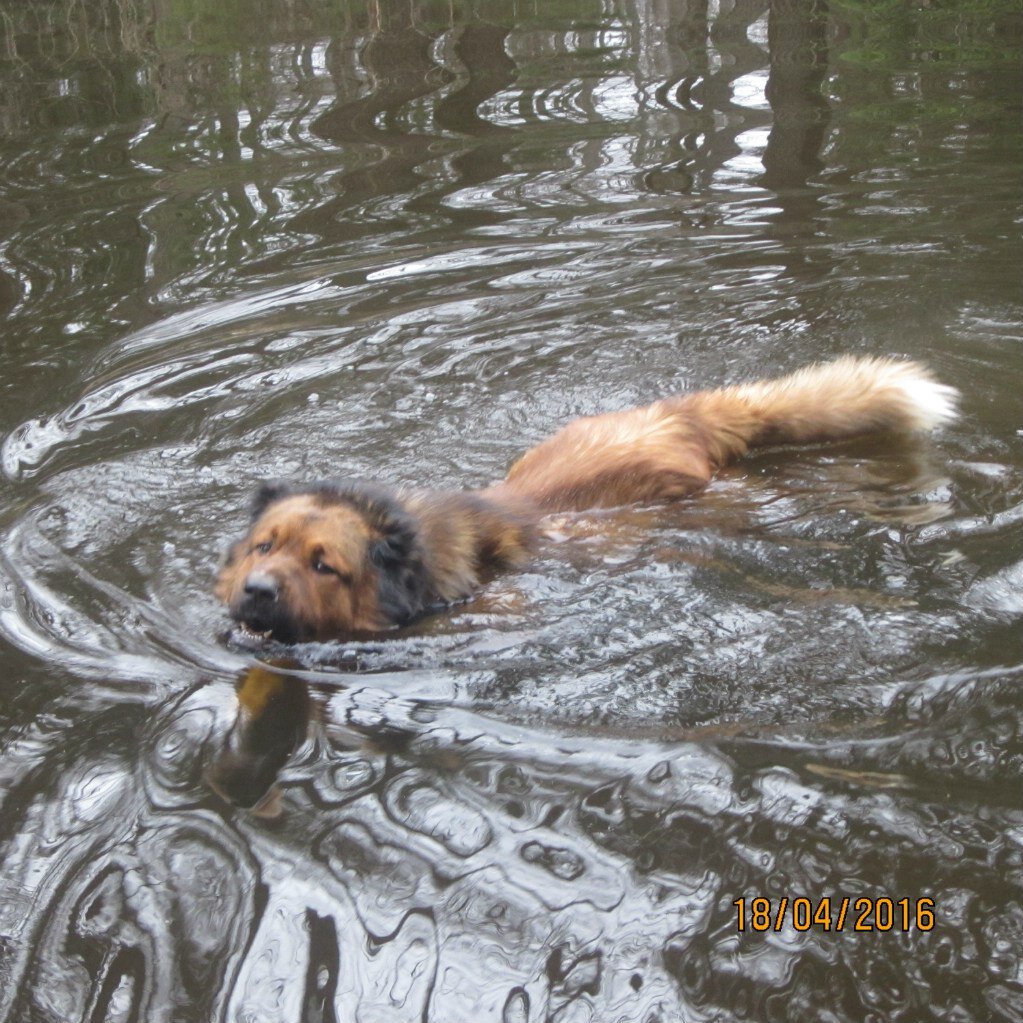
[0,0,1021,1019]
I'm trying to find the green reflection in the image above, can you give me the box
[836,0,1021,68]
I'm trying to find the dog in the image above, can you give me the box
[215,356,957,643]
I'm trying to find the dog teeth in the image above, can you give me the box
[237,623,271,641]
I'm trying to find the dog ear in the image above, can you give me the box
[369,523,430,627]
[250,480,292,521]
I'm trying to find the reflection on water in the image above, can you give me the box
[206,665,311,813]
[0,0,1021,1019]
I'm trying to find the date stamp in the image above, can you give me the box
[734,896,935,933]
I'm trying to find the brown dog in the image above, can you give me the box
[215,356,957,643]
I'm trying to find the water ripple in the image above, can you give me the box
[0,0,1020,1018]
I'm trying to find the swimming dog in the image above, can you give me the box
[215,356,957,643]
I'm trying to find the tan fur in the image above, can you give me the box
[216,488,536,639]
[491,400,715,511]
[216,495,385,635]
[217,356,956,639]
[403,491,536,600]
[494,356,957,512]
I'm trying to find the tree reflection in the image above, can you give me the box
[761,0,830,189]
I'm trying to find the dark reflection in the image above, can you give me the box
[725,669,1023,804]
[761,0,830,189]
[7,626,1023,1019]
[206,664,311,812]
[434,25,517,137]
[125,663,1023,1019]
[434,24,520,228]
[302,16,448,236]
[303,909,342,1023]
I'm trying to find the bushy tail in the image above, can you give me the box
[496,355,958,513]
[687,356,959,467]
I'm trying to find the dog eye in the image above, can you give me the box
[313,559,352,584]
[313,558,340,577]
[253,541,272,555]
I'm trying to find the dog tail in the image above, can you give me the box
[496,355,958,513]
[686,356,959,467]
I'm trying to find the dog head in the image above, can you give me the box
[215,481,431,643]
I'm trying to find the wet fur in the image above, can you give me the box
[216,481,536,642]
[216,356,957,642]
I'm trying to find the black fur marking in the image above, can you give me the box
[250,480,293,522]
[317,481,433,627]
[369,527,431,627]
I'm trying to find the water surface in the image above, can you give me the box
[0,0,1021,1019]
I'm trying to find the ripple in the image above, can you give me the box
[0,0,1020,1019]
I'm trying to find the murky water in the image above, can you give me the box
[0,0,1021,1019]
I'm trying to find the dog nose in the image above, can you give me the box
[243,571,279,602]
